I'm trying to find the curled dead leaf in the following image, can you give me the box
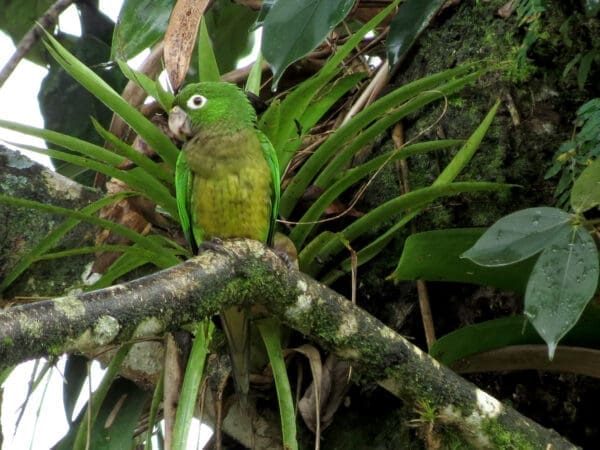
[297,348,351,434]
[164,0,210,91]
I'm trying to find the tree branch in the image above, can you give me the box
[0,0,74,88]
[0,239,578,449]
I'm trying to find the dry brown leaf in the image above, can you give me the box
[164,0,210,91]
[163,333,186,450]
[497,0,517,19]
[297,349,351,436]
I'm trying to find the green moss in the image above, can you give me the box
[481,418,536,450]
[3,337,13,346]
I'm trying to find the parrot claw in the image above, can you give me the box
[274,249,296,269]
[199,237,229,255]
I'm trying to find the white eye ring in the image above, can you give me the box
[186,94,207,109]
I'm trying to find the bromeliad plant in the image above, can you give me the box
[0,2,513,449]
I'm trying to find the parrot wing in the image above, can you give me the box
[175,150,199,252]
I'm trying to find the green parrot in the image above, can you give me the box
[168,81,280,400]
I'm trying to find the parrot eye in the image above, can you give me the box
[187,94,207,110]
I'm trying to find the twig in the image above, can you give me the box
[341,59,390,126]
[0,0,74,88]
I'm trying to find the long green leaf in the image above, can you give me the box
[290,140,463,248]
[260,0,403,168]
[245,53,264,95]
[91,250,155,290]
[116,60,174,111]
[172,321,214,450]
[435,99,501,185]
[91,117,173,183]
[42,31,179,169]
[318,100,504,282]
[257,319,297,450]
[145,369,165,450]
[0,119,124,167]
[280,72,367,159]
[280,66,482,218]
[198,17,221,82]
[14,142,178,219]
[0,195,180,271]
[262,0,356,89]
[300,182,513,276]
[316,70,483,189]
[34,245,137,261]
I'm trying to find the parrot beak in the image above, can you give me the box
[168,106,193,140]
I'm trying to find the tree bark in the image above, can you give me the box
[0,237,578,449]
[0,146,101,298]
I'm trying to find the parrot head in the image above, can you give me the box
[168,82,257,140]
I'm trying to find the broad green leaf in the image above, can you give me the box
[571,158,600,212]
[1,0,54,65]
[391,228,535,292]
[525,226,599,359]
[262,0,356,89]
[205,0,258,73]
[57,376,146,450]
[71,345,134,450]
[387,0,446,68]
[111,0,175,60]
[462,207,573,266]
[431,317,542,367]
[63,355,88,424]
[430,307,600,366]
[96,386,147,449]
[254,0,277,28]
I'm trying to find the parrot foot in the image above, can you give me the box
[199,237,229,255]
[274,249,296,269]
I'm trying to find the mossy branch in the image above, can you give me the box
[0,239,577,449]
